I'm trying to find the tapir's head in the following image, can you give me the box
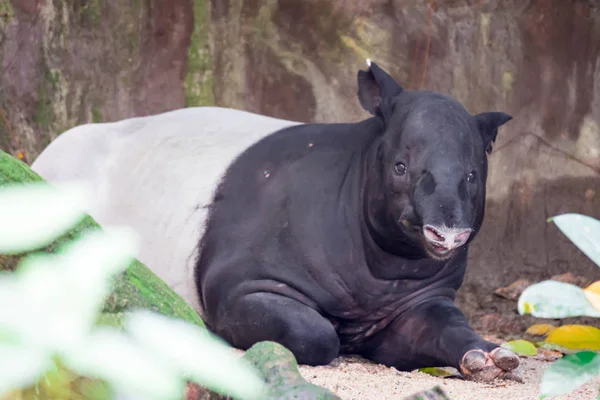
[358,61,512,260]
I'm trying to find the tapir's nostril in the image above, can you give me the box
[455,230,472,244]
[423,225,472,248]
[423,225,445,243]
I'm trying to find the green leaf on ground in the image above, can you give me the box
[501,340,537,356]
[540,351,600,399]
[418,367,453,377]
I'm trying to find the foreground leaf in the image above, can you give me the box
[126,310,266,400]
[0,150,205,328]
[0,183,89,254]
[501,340,537,356]
[0,344,53,397]
[544,325,600,351]
[518,280,600,318]
[526,324,556,336]
[64,328,184,400]
[550,213,600,268]
[540,351,600,398]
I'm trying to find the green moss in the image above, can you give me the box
[0,0,14,21]
[0,150,205,328]
[33,69,61,130]
[185,0,214,107]
[78,0,102,28]
[91,104,102,123]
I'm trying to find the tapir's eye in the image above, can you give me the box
[467,171,477,183]
[395,162,407,175]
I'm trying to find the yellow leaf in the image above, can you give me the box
[545,324,600,351]
[526,323,557,336]
[584,281,600,311]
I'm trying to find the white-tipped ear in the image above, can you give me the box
[366,58,372,67]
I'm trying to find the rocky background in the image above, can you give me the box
[1,0,599,331]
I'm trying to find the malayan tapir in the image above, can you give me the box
[32,61,520,382]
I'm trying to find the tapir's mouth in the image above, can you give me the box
[398,219,459,260]
[423,241,456,260]
[431,243,451,254]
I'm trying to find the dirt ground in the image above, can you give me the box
[299,355,600,400]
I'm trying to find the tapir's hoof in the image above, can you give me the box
[460,348,522,383]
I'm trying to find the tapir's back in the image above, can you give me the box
[31,106,302,313]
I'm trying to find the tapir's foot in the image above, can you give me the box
[460,347,522,383]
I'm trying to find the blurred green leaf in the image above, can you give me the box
[518,280,600,318]
[501,340,537,356]
[64,327,184,400]
[0,183,89,254]
[540,351,600,398]
[126,310,266,400]
[550,213,600,268]
[0,344,52,396]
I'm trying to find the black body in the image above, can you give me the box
[194,62,513,373]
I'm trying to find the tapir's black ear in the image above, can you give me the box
[474,112,513,154]
[357,61,403,120]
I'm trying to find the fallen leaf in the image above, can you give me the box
[534,348,563,362]
[537,341,581,355]
[550,272,593,288]
[501,340,537,356]
[526,323,557,336]
[545,325,600,351]
[418,367,453,377]
[584,280,600,311]
[494,279,533,300]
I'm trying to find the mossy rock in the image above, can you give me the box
[0,149,204,328]
[242,341,341,400]
[241,341,453,400]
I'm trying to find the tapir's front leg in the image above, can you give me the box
[358,296,522,382]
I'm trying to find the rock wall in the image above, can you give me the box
[203,0,600,319]
[1,0,599,320]
[0,0,207,163]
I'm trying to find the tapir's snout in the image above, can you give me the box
[422,225,472,256]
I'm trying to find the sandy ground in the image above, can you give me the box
[298,355,600,400]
